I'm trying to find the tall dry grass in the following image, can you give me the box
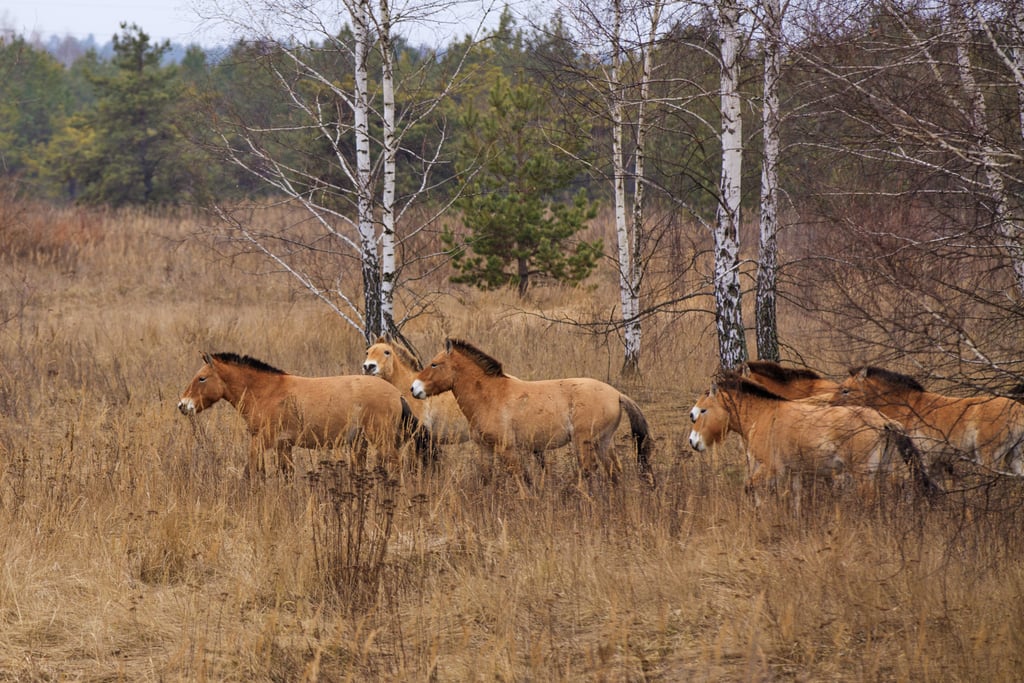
[1,202,1023,681]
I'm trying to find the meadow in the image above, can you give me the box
[1,204,1022,681]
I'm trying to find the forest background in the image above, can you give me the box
[2,0,1022,383]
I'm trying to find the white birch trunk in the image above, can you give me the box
[755,0,782,361]
[608,0,638,376]
[715,0,748,369]
[1015,4,1024,145]
[379,0,397,336]
[951,0,1024,299]
[353,0,382,341]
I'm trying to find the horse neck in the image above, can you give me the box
[725,392,772,439]
[867,383,927,417]
[448,358,500,420]
[219,364,283,418]
[390,358,418,388]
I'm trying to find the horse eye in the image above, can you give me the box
[384,350,391,356]
[199,376,207,383]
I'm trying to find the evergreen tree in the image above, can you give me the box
[0,38,71,178]
[444,74,601,296]
[43,24,191,205]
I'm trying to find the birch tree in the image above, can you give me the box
[947,0,1024,299]
[537,0,670,377]
[713,0,749,368]
[782,0,1024,384]
[199,0,491,342]
[754,0,784,361]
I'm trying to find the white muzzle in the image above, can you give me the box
[411,379,427,399]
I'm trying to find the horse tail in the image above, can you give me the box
[885,422,942,499]
[399,396,435,467]
[620,395,655,485]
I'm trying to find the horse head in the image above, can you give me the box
[688,382,731,451]
[411,343,456,399]
[178,351,228,415]
[363,336,397,379]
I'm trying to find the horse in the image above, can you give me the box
[362,336,472,456]
[743,360,839,400]
[409,338,655,487]
[832,366,1024,478]
[688,372,937,506]
[177,352,429,479]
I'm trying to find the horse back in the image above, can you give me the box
[466,375,620,450]
[750,401,893,474]
[280,374,404,446]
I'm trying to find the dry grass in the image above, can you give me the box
[1,203,1023,681]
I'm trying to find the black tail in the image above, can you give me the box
[399,397,435,467]
[620,395,655,485]
[886,423,942,499]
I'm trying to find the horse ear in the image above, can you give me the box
[202,351,213,365]
[444,338,453,353]
[373,335,387,345]
[854,367,868,380]
[709,383,718,398]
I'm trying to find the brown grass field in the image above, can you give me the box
[1,205,1023,681]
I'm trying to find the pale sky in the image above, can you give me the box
[1,0,508,48]
[1,0,218,45]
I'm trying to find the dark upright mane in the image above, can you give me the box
[446,338,504,377]
[746,360,823,382]
[392,341,423,371]
[850,366,925,393]
[715,370,788,401]
[212,352,286,375]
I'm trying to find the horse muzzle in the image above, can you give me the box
[688,430,706,452]
[177,399,197,416]
[362,362,378,376]
[410,379,428,399]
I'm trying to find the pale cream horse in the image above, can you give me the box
[362,336,471,459]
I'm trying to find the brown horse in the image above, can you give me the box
[688,372,937,505]
[178,352,428,478]
[833,366,1024,478]
[410,338,654,485]
[743,360,839,400]
[362,336,471,454]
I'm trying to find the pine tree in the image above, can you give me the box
[45,24,191,205]
[445,74,601,296]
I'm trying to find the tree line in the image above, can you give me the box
[2,0,1022,383]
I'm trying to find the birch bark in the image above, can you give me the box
[714,0,748,369]
[755,0,782,361]
[950,0,1024,299]
[378,0,397,337]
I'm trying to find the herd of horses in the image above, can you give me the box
[177,341,1024,505]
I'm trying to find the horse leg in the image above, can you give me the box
[245,434,270,482]
[497,446,531,497]
[575,438,599,482]
[355,432,373,471]
[592,436,622,485]
[789,472,802,515]
[533,450,546,469]
[277,443,295,479]
[745,459,778,508]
